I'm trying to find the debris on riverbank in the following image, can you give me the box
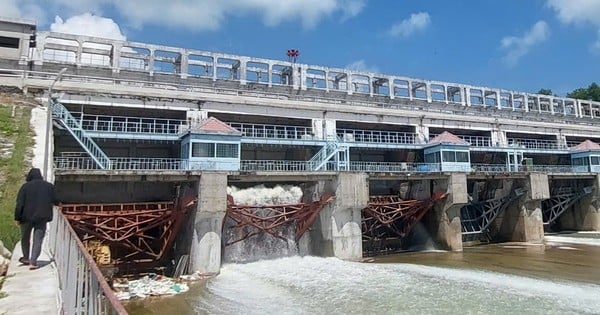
[113,271,212,300]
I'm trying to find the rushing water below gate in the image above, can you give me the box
[126,233,600,314]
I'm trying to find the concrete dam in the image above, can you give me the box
[1,16,600,281]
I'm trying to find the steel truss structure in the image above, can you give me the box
[61,187,197,265]
[362,192,448,244]
[224,193,335,245]
[461,188,526,236]
[542,186,594,225]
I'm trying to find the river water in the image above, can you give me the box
[126,233,600,315]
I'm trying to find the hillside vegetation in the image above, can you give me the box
[0,92,35,251]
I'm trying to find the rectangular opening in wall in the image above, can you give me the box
[0,36,20,49]
[272,64,292,85]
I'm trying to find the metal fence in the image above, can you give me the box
[48,211,127,314]
[54,157,587,174]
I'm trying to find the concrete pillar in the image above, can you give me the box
[178,52,189,79]
[415,125,429,144]
[188,173,228,275]
[111,43,122,74]
[558,175,600,231]
[497,174,547,242]
[424,174,467,251]
[311,173,368,260]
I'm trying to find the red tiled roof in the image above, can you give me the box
[571,139,600,151]
[193,117,240,134]
[429,131,469,145]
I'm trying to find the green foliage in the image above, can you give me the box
[0,104,32,251]
[567,82,600,101]
[0,107,16,136]
[537,88,553,96]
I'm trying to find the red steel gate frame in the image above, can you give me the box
[61,189,197,266]
[225,193,335,245]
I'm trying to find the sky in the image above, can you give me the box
[3,0,600,96]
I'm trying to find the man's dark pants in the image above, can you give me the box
[20,221,46,265]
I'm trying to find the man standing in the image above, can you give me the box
[14,168,59,270]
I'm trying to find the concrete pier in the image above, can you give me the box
[497,174,547,243]
[311,173,368,261]
[188,172,228,275]
[425,173,467,251]
[558,175,600,231]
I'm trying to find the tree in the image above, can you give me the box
[537,88,553,95]
[567,82,600,101]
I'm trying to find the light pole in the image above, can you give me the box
[43,67,68,180]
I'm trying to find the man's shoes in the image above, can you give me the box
[28,264,39,270]
[18,257,29,265]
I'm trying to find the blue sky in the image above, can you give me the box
[4,0,600,96]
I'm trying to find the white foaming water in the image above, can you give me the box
[195,256,600,315]
[223,185,304,263]
[228,185,303,205]
[545,235,600,247]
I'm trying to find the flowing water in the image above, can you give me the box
[126,233,600,315]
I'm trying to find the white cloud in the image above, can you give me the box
[50,13,126,40]
[500,21,549,66]
[339,0,367,21]
[547,0,600,53]
[346,59,378,73]
[387,12,431,38]
[547,0,600,26]
[0,0,45,23]
[3,0,366,31]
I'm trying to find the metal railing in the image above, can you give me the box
[337,129,417,144]
[48,211,127,314]
[52,102,111,169]
[76,114,184,135]
[240,160,311,172]
[228,122,313,140]
[54,157,590,174]
[506,138,566,150]
[5,68,599,130]
[55,157,185,170]
[430,134,492,147]
[349,162,441,172]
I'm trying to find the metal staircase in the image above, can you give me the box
[51,101,111,169]
[308,139,349,171]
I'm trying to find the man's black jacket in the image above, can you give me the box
[14,168,59,223]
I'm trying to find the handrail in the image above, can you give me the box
[52,101,111,169]
[48,211,128,314]
[2,68,600,129]
[54,157,590,174]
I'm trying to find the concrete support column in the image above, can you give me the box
[238,57,247,85]
[497,174,547,242]
[188,173,228,275]
[312,119,336,140]
[558,175,600,231]
[491,129,507,147]
[424,173,467,251]
[415,125,429,144]
[111,43,122,74]
[178,52,189,79]
[326,173,368,260]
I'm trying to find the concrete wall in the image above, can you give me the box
[308,173,368,260]
[188,172,228,275]
[496,174,547,242]
[423,173,467,251]
[56,181,174,203]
